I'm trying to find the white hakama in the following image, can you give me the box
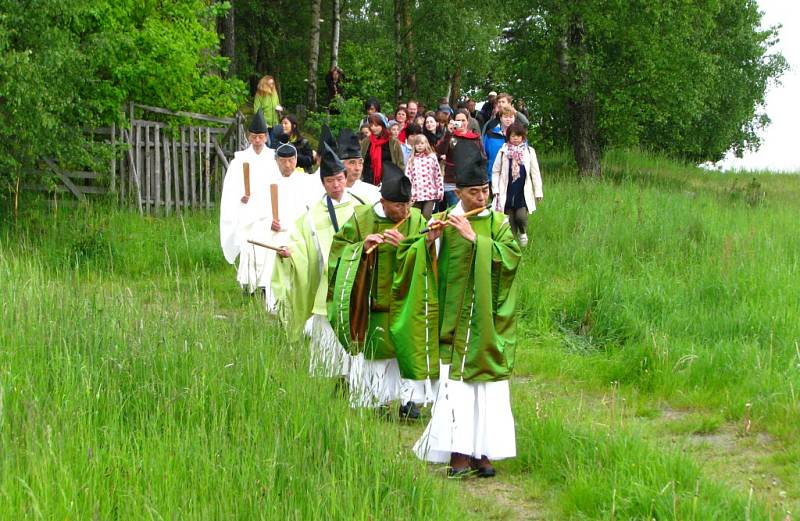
[305,314,351,377]
[347,355,402,408]
[400,378,436,407]
[413,363,516,463]
[236,222,272,291]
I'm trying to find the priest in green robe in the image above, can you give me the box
[328,162,437,418]
[412,140,522,478]
[271,126,357,378]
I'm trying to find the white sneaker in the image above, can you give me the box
[519,234,528,247]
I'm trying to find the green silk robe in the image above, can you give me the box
[271,195,356,342]
[429,207,521,382]
[328,205,438,380]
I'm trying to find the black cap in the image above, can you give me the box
[337,128,362,159]
[249,109,268,134]
[275,142,297,158]
[319,142,344,178]
[454,141,488,187]
[379,162,412,202]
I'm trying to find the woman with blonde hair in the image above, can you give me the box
[253,75,283,130]
[405,133,442,219]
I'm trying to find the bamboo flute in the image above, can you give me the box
[419,204,492,234]
[364,214,410,255]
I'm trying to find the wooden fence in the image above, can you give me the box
[117,103,246,214]
[24,103,247,214]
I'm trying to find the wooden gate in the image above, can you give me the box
[116,103,246,214]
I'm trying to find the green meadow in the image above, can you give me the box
[1,150,798,519]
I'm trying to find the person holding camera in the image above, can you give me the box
[483,105,518,183]
[435,109,485,209]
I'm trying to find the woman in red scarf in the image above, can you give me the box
[359,114,404,186]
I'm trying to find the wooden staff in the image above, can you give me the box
[419,204,492,233]
[243,162,251,197]
[270,183,279,221]
[364,214,410,255]
[247,239,285,253]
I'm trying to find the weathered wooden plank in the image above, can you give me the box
[110,121,116,193]
[181,127,189,210]
[131,119,167,128]
[77,186,108,195]
[124,127,143,214]
[136,124,143,212]
[154,125,162,214]
[60,171,102,179]
[214,141,230,170]
[144,125,152,213]
[44,158,86,201]
[164,135,172,215]
[119,126,126,205]
[205,127,211,209]
[189,126,197,207]
[133,103,236,125]
[196,126,203,207]
[172,135,180,213]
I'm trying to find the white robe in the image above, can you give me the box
[264,169,321,311]
[348,179,381,205]
[219,146,279,291]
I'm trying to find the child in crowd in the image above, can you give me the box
[388,120,401,140]
[405,134,443,219]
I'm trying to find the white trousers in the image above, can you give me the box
[305,314,351,377]
[413,363,516,463]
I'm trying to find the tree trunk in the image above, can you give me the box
[218,0,236,77]
[330,0,340,68]
[557,19,602,177]
[450,65,462,108]
[401,0,416,96]
[307,0,322,110]
[393,0,404,105]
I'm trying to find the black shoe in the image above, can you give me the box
[470,456,496,478]
[398,401,421,420]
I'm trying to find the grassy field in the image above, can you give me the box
[1,150,798,519]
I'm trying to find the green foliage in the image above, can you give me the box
[501,0,786,163]
[304,96,368,142]
[0,0,245,197]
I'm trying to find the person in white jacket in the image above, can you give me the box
[490,123,543,247]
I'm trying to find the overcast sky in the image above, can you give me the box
[717,0,800,172]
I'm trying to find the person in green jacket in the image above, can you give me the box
[411,139,522,478]
[328,162,436,418]
[253,75,283,129]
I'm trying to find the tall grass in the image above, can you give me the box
[519,149,800,439]
[0,207,468,519]
[2,151,798,519]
